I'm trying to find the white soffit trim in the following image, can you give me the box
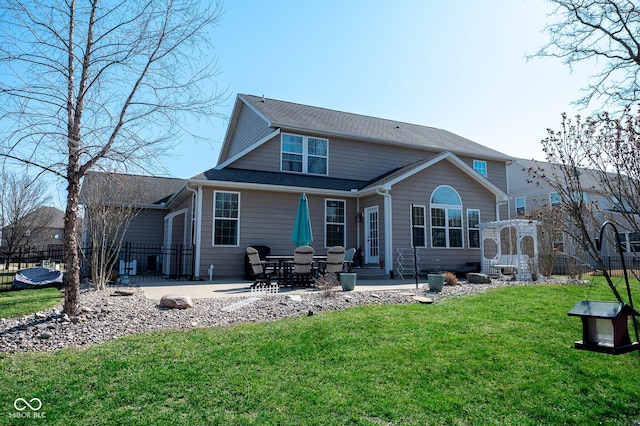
[215,128,281,170]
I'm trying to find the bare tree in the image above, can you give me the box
[525,205,566,277]
[533,0,640,109]
[0,0,225,315]
[0,170,55,268]
[80,172,144,290]
[535,112,637,302]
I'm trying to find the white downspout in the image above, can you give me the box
[186,185,203,279]
[356,197,361,251]
[496,200,507,221]
[376,187,392,275]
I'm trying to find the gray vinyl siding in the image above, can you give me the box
[228,130,445,181]
[222,103,273,161]
[227,132,281,172]
[197,188,358,277]
[327,137,439,181]
[123,209,167,245]
[460,157,509,193]
[390,160,498,272]
[226,129,512,192]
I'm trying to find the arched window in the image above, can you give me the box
[430,186,463,248]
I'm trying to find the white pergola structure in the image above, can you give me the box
[480,219,539,280]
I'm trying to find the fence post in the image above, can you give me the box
[177,244,183,280]
[191,244,196,280]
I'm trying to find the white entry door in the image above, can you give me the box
[364,206,379,265]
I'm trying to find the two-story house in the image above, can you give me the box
[83,94,514,279]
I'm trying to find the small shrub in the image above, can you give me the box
[443,271,458,286]
[314,272,340,297]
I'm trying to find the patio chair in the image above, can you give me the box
[246,246,276,288]
[286,245,315,288]
[319,246,346,276]
[343,247,356,272]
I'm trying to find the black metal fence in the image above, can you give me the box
[1,242,194,291]
[552,254,640,279]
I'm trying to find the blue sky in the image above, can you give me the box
[159,0,595,181]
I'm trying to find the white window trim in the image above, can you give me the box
[281,132,329,176]
[467,208,480,249]
[430,185,464,249]
[410,204,427,248]
[325,198,346,248]
[473,160,487,178]
[212,190,241,247]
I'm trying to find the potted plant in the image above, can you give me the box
[427,273,444,292]
[427,261,444,292]
[339,272,357,291]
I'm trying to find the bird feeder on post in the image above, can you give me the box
[568,300,640,354]
[566,221,640,355]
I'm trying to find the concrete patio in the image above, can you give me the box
[135,277,426,300]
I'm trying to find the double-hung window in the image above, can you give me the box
[430,186,463,248]
[325,199,345,247]
[411,205,426,248]
[467,209,480,248]
[550,192,561,207]
[281,133,328,175]
[213,191,240,246]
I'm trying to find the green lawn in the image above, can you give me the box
[0,287,62,318]
[1,281,639,425]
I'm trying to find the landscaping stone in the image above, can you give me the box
[160,293,194,309]
[0,280,549,353]
[412,296,434,304]
[467,272,491,284]
[112,289,136,296]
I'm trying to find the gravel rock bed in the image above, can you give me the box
[1,280,540,354]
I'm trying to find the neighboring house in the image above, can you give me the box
[0,206,65,249]
[80,173,187,247]
[507,158,636,260]
[83,94,515,279]
[36,206,66,248]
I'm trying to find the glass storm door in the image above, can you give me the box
[365,206,379,265]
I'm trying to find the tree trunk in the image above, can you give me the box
[63,176,81,316]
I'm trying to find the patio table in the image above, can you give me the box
[266,255,326,287]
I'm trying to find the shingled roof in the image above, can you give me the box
[80,172,186,206]
[193,167,369,191]
[239,94,512,161]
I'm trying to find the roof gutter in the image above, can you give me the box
[183,179,360,198]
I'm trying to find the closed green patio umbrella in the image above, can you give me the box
[292,193,313,247]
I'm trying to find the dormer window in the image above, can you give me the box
[281,133,328,175]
